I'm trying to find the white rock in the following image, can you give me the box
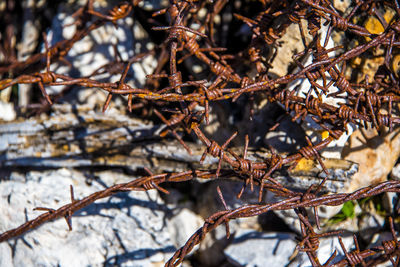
[391,164,400,180]
[309,235,355,266]
[0,102,16,122]
[283,23,354,160]
[45,1,157,101]
[343,128,400,192]
[194,180,265,266]
[225,229,298,267]
[168,208,204,253]
[231,231,350,266]
[356,213,385,243]
[0,168,175,266]
[0,242,12,267]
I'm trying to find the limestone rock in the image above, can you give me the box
[225,230,298,267]
[46,0,157,105]
[168,208,204,254]
[269,20,311,78]
[342,128,400,192]
[0,168,175,266]
[0,103,358,193]
[194,180,263,266]
[0,102,16,122]
[0,242,12,267]
[224,229,355,267]
[308,235,355,266]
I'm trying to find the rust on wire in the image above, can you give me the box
[0,0,400,266]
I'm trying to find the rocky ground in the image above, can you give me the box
[0,0,399,266]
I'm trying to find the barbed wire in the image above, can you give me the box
[0,0,400,266]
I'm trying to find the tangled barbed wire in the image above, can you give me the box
[1,0,400,266]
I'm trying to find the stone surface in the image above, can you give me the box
[195,180,263,266]
[0,103,217,172]
[197,222,233,266]
[269,20,312,78]
[342,127,400,192]
[282,22,355,160]
[0,103,358,193]
[333,0,351,14]
[306,235,355,266]
[17,0,41,106]
[168,208,204,254]
[46,0,157,103]
[224,229,355,267]
[391,163,400,180]
[0,101,16,122]
[357,213,385,242]
[0,242,12,267]
[224,229,298,267]
[0,168,175,266]
[138,0,168,11]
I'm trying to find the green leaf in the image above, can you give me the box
[327,201,356,225]
[341,201,355,218]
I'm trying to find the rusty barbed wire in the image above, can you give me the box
[0,0,400,266]
[0,169,218,242]
[166,180,400,266]
[1,172,399,266]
